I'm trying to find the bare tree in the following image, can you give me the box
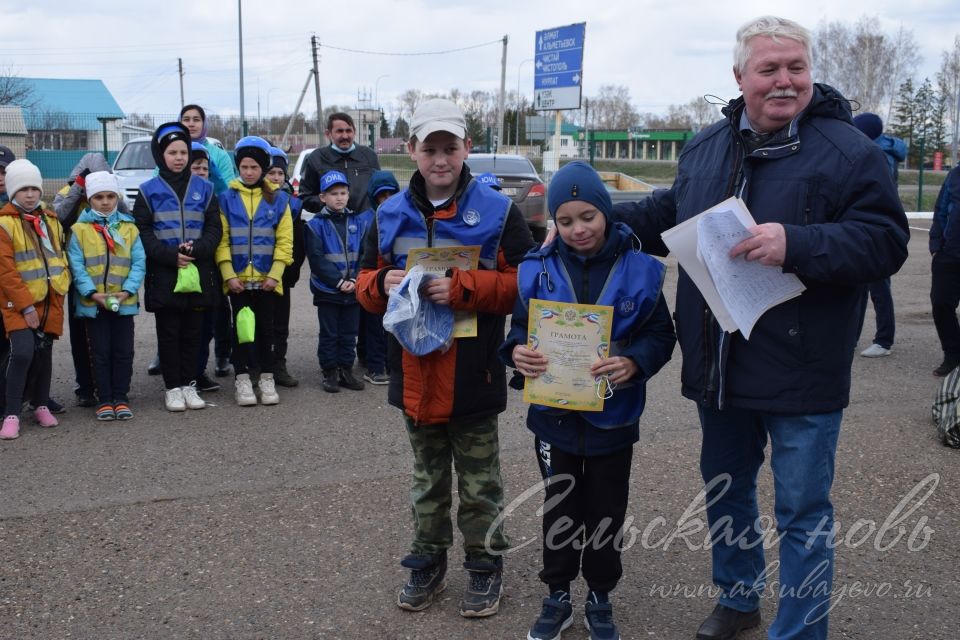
[813,17,919,116]
[0,68,36,108]
[396,89,424,123]
[685,97,721,131]
[940,35,960,163]
[812,20,851,88]
[588,85,640,129]
[883,25,921,123]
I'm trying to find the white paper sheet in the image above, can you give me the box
[661,197,806,339]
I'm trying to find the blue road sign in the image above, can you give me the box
[534,22,585,111]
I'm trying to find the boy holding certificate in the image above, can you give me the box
[501,161,676,640]
[356,99,535,618]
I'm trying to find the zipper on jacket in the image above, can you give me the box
[103,231,111,292]
[247,190,255,268]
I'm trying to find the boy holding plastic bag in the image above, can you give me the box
[356,99,534,618]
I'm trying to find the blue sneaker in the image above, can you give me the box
[584,593,620,640]
[397,551,447,611]
[528,592,573,640]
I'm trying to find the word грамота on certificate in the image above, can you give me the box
[523,299,613,411]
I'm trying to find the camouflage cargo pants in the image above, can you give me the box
[404,414,510,562]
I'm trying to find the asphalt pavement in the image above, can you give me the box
[1,226,957,640]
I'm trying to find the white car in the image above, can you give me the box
[112,136,226,209]
[290,147,316,198]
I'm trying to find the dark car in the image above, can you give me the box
[465,154,547,241]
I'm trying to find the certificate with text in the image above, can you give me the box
[406,246,481,338]
[523,299,613,411]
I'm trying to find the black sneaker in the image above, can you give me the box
[584,593,620,640]
[460,558,503,618]
[273,360,299,387]
[195,373,221,392]
[528,592,574,640]
[147,353,161,376]
[933,357,960,377]
[397,551,447,611]
[363,371,390,385]
[338,368,365,391]
[46,397,67,414]
[322,368,340,393]
[214,356,232,377]
[76,393,98,408]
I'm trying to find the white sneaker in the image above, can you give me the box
[164,387,186,412]
[860,343,892,358]
[181,383,206,410]
[235,373,257,406]
[258,373,280,405]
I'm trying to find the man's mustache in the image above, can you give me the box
[765,89,799,99]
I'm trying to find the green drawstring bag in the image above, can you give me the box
[173,263,202,293]
[236,306,255,344]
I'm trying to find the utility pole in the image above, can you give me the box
[497,35,508,153]
[238,0,247,136]
[281,69,315,150]
[312,36,323,142]
[178,58,184,109]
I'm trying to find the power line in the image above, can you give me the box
[319,39,502,57]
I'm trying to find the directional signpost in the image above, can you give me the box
[534,22,585,111]
[534,22,585,177]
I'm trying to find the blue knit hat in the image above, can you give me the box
[853,113,883,140]
[547,161,612,220]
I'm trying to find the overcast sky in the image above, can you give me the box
[1,0,957,123]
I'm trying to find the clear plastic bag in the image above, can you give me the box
[383,265,454,356]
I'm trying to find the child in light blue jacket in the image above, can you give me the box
[67,171,146,421]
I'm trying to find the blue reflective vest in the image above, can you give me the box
[306,209,372,294]
[288,194,303,221]
[219,188,289,274]
[376,180,511,270]
[139,176,213,247]
[518,227,666,428]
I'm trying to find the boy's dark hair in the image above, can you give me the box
[326,112,355,131]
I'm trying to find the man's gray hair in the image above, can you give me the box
[734,16,812,73]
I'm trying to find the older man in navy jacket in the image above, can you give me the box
[614,16,908,640]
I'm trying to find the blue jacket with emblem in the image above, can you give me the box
[500,221,676,455]
[304,206,372,304]
[613,84,909,413]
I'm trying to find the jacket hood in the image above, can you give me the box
[69,153,111,180]
[366,170,401,203]
[722,83,854,130]
[77,208,135,225]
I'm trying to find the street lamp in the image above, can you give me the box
[96,116,121,162]
[374,74,389,112]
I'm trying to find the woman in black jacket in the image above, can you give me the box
[133,122,222,412]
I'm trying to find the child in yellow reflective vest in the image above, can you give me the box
[67,171,146,421]
[0,160,70,440]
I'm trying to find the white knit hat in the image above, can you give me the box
[4,159,43,198]
[84,171,120,199]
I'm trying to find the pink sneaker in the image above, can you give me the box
[33,406,59,428]
[0,415,20,439]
